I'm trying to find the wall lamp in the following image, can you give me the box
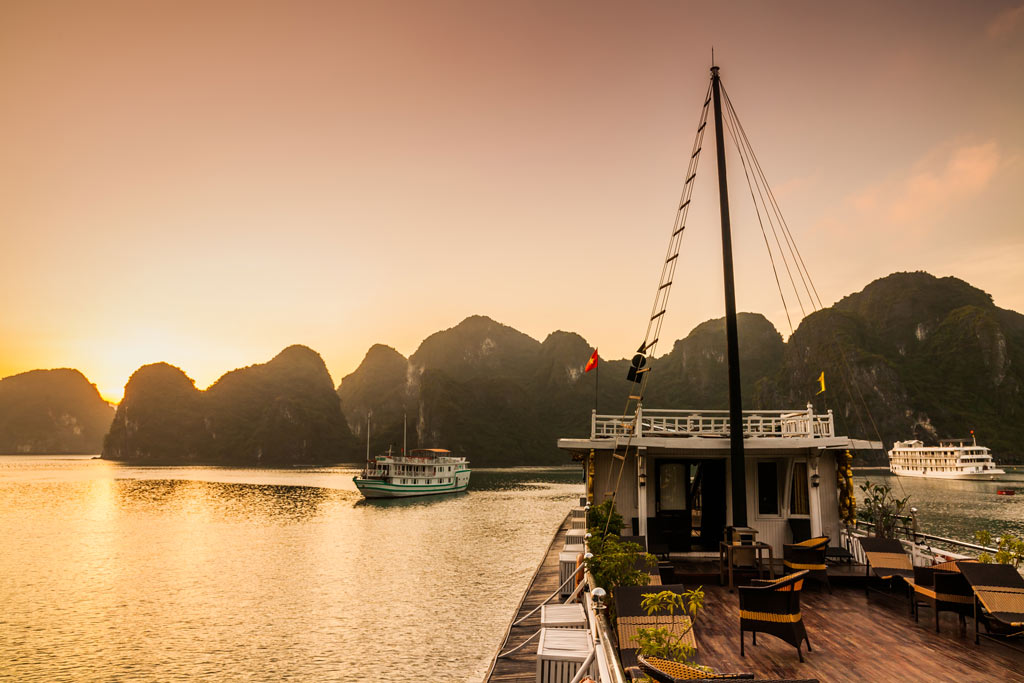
[810,473,821,488]
[638,472,647,487]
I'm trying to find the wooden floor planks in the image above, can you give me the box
[486,530,1024,682]
[692,582,1024,682]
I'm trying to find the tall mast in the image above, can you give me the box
[711,65,748,528]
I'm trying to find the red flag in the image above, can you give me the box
[584,349,598,373]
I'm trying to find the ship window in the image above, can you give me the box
[790,461,809,515]
[757,461,782,516]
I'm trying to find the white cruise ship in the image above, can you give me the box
[888,438,1005,480]
[353,448,471,498]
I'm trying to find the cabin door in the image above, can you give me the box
[654,459,726,552]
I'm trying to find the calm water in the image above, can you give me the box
[0,456,583,682]
[853,468,1024,542]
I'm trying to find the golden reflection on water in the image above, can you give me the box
[0,457,582,682]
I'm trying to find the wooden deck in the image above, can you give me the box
[692,582,1024,682]
[485,514,570,682]
[485,529,1024,682]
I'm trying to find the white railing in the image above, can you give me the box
[591,403,834,440]
[840,525,995,566]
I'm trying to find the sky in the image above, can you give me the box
[2,1,1022,402]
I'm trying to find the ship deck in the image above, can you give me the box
[691,582,1024,682]
[487,526,1024,682]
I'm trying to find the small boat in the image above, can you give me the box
[352,413,471,498]
[997,489,1016,496]
[353,447,471,498]
[888,437,1006,480]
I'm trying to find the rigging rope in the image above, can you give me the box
[600,82,713,535]
[719,81,900,496]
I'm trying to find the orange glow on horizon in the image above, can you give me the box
[1,1,1022,399]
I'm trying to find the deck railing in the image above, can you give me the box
[841,522,998,566]
[590,403,834,440]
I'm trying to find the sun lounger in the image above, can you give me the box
[634,654,820,682]
[956,560,1024,650]
[858,536,913,601]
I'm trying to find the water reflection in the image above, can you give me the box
[854,471,1024,541]
[113,479,344,522]
[0,457,582,682]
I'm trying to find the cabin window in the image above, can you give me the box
[790,461,809,515]
[756,461,781,516]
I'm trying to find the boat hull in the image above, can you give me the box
[889,469,1005,480]
[353,470,471,498]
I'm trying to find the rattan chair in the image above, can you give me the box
[738,570,812,662]
[957,560,1024,650]
[858,536,913,601]
[910,559,975,635]
[636,655,821,682]
[782,536,830,592]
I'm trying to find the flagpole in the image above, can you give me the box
[595,351,599,415]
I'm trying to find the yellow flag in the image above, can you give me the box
[816,371,826,395]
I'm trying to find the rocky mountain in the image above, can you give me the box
[339,272,1024,467]
[103,346,355,465]
[0,368,114,454]
[337,313,787,467]
[758,272,1024,464]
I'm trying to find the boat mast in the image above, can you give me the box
[711,65,748,528]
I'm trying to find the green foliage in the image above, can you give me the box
[974,530,1024,568]
[585,534,656,599]
[635,587,708,668]
[859,480,910,539]
[587,499,625,537]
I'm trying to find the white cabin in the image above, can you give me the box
[558,404,878,556]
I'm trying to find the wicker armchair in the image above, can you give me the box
[910,559,975,635]
[782,536,830,592]
[738,570,811,662]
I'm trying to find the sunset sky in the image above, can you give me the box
[2,1,1022,402]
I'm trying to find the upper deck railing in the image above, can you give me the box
[590,403,834,440]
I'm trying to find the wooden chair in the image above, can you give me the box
[782,536,830,592]
[738,570,812,662]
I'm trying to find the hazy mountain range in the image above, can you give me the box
[2,271,1021,466]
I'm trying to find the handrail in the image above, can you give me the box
[583,570,629,683]
[843,523,999,566]
[851,520,998,554]
[591,404,834,440]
